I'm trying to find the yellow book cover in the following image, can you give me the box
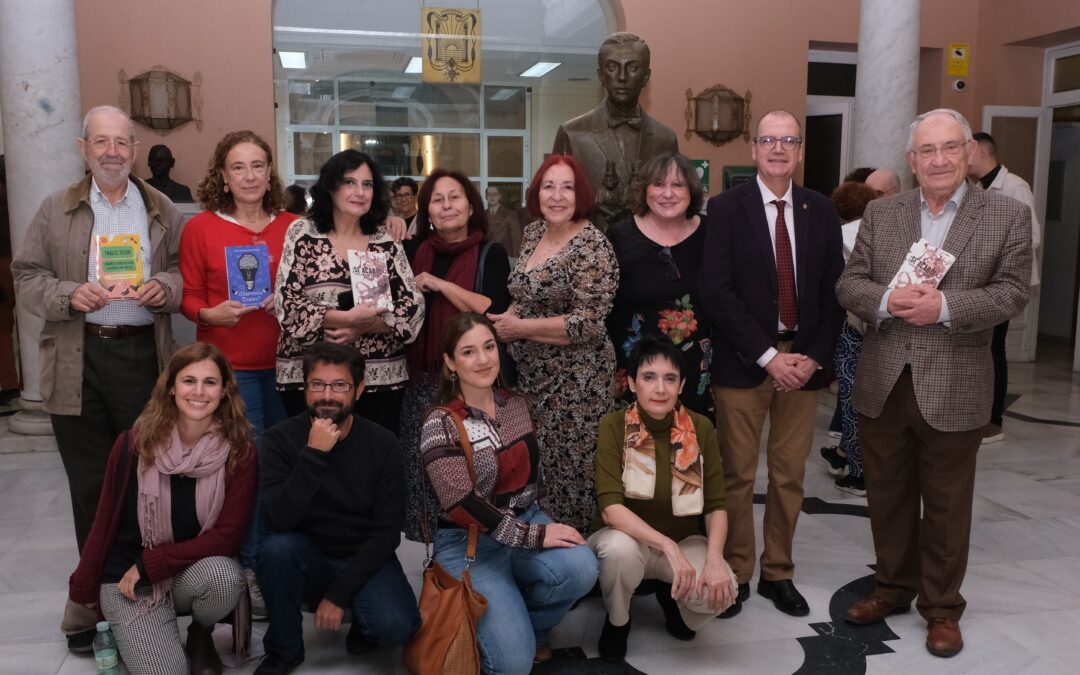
[95,234,143,300]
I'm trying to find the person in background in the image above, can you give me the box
[607,151,714,418]
[284,184,308,216]
[819,180,879,497]
[485,185,523,262]
[490,153,619,532]
[421,312,597,674]
[589,334,735,661]
[66,342,257,675]
[400,168,511,542]
[275,150,424,435]
[865,168,902,198]
[968,131,1041,444]
[257,342,418,675]
[181,129,298,616]
[391,176,420,236]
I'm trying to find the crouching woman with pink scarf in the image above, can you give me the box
[67,342,257,675]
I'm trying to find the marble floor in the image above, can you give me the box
[2,342,1080,674]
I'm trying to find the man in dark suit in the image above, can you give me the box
[836,109,1031,658]
[552,32,678,231]
[699,110,845,618]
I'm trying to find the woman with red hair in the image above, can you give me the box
[489,154,618,531]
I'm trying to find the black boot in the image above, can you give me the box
[185,622,223,675]
[598,615,631,661]
[655,584,696,641]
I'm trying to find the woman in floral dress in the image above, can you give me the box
[606,152,714,417]
[275,150,424,434]
[489,154,618,532]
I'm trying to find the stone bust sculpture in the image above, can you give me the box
[146,144,194,203]
[552,32,679,231]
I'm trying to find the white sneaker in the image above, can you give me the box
[245,568,268,621]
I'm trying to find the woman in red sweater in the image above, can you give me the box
[67,342,257,675]
[181,130,297,435]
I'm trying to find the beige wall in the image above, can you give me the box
[530,83,603,175]
[74,0,276,194]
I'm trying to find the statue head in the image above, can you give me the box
[597,32,651,110]
[147,144,176,181]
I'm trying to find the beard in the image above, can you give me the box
[307,398,354,425]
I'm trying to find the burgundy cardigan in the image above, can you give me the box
[68,429,257,605]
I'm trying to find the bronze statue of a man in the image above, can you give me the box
[146,144,194,203]
[552,32,679,230]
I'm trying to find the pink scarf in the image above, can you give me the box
[136,426,230,609]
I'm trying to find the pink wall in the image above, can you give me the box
[74,0,276,193]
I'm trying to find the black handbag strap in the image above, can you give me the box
[474,240,494,292]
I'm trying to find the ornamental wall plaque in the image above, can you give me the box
[684,84,751,146]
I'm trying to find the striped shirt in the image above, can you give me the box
[85,179,154,326]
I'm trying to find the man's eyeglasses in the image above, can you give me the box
[658,246,682,280]
[753,135,802,150]
[393,192,416,201]
[913,141,968,160]
[306,380,355,393]
[89,137,134,152]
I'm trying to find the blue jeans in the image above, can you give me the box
[235,369,287,567]
[256,532,419,661]
[434,504,598,675]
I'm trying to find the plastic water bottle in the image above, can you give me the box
[92,621,120,674]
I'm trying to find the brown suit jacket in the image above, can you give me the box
[835,187,1031,432]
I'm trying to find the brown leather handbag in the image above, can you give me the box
[402,409,488,675]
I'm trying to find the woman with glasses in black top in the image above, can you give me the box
[606,152,714,417]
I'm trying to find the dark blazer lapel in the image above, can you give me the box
[589,108,633,187]
[941,187,985,259]
[743,181,778,298]
[792,184,812,304]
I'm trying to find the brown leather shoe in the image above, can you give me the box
[534,644,554,663]
[844,594,910,625]
[926,617,963,657]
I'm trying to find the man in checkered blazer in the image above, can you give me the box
[836,109,1031,658]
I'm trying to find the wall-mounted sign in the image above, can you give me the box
[692,159,710,195]
[422,7,481,84]
[948,43,969,77]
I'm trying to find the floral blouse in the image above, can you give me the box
[274,217,425,390]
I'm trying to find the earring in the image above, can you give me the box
[448,371,458,382]
[224,184,230,193]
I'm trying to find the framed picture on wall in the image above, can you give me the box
[722,165,757,191]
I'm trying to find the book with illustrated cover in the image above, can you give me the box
[225,244,272,307]
[889,238,957,289]
[95,234,143,300]
[347,249,392,311]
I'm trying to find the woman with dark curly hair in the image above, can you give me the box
[606,151,714,418]
[275,150,424,434]
[66,342,257,675]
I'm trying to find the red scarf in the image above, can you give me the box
[409,229,486,376]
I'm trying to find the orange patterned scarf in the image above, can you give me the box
[621,403,703,516]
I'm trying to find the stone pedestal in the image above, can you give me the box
[0,0,84,437]
[852,0,921,184]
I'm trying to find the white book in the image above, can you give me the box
[347,249,392,311]
[889,239,957,289]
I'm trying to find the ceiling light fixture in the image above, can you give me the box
[519,62,561,78]
[404,57,423,74]
[278,51,306,69]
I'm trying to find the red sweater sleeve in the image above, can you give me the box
[179,213,211,323]
[140,446,258,584]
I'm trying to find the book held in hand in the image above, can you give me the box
[347,249,392,311]
[95,234,143,300]
[225,244,272,307]
[889,239,957,289]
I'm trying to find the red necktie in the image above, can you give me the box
[772,200,799,329]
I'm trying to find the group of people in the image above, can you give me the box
[10,96,1032,674]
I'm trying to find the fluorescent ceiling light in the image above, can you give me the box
[278,51,306,69]
[519,62,560,78]
[392,86,416,99]
[364,138,379,145]
[404,57,423,74]
[489,88,518,101]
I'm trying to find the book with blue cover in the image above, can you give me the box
[225,244,272,307]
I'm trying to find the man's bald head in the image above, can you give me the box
[865,169,901,197]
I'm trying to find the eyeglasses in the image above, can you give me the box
[753,135,802,150]
[393,192,416,201]
[913,141,968,160]
[658,246,682,280]
[306,380,354,393]
[89,137,134,152]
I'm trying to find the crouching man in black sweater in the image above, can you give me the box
[254,343,419,675]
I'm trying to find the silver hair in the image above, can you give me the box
[906,108,972,152]
[81,105,136,142]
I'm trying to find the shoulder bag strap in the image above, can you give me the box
[474,240,494,292]
[444,409,480,564]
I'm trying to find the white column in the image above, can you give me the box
[0,0,83,435]
[852,0,921,185]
